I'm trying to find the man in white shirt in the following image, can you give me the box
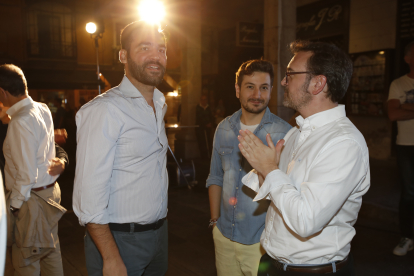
[388,41,414,256]
[0,172,6,276]
[73,21,169,276]
[238,41,370,275]
[0,64,65,275]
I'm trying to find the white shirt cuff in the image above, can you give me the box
[253,169,291,201]
[242,169,261,193]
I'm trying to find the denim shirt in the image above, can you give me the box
[206,108,291,244]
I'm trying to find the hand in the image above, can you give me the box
[238,130,285,177]
[258,171,265,188]
[103,257,128,276]
[48,158,65,176]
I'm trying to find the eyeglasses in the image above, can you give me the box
[285,71,311,84]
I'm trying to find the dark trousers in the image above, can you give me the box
[258,253,355,276]
[196,127,212,158]
[84,220,168,276]
[397,145,414,239]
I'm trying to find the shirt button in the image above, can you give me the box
[222,151,224,154]
[233,206,236,208]
[232,224,235,226]
[236,187,238,189]
[239,169,242,171]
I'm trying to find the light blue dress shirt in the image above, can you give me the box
[206,108,291,244]
[73,76,168,226]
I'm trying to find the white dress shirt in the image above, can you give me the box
[3,97,57,209]
[0,173,6,275]
[243,105,370,264]
[73,76,168,226]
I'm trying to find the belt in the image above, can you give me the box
[109,218,166,232]
[272,256,349,274]
[32,182,56,192]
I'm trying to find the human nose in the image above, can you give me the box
[148,48,161,60]
[253,87,261,98]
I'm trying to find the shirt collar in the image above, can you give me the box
[199,104,209,110]
[7,96,33,117]
[229,107,272,128]
[118,75,166,108]
[295,105,346,131]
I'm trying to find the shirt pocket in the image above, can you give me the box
[218,147,233,171]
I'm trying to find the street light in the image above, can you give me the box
[86,21,104,94]
[86,22,97,34]
[138,0,165,25]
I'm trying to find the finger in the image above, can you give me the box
[275,139,285,152]
[239,129,248,137]
[238,143,250,159]
[245,130,263,147]
[239,130,254,145]
[266,134,275,149]
[238,136,251,152]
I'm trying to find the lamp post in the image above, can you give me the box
[86,22,104,94]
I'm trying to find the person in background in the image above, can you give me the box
[0,64,66,275]
[207,59,291,276]
[53,97,66,129]
[196,94,214,158]
[214,99,225,126]
[239,41,369,275]
[387,41,414,256]
[73,20,169,276]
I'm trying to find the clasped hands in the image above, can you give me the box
[237,130,285,182]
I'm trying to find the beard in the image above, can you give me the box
[283,78,312,111]
[127,54,166,86]
[240,97,269,114]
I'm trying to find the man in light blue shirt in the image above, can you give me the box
[207,59,291,276]
[73,21,169,276]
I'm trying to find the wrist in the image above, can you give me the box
[209,218,218,228]
[262,165,279,178]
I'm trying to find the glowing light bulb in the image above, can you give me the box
[138,0,165,25]
[86,22,97,34]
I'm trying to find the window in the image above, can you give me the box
[27,2,77,59]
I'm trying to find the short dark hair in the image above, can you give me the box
[0,64,27,97]
[120,21,166,53]
[289,40,353,103]
[235,59,274,88]
[404,41,414,57]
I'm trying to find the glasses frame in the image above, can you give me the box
[285,71,311,84]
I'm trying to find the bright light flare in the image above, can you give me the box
[167,91,178,97]
[138,0,165,24]
[173,124,178,128]
[86,22,97,34]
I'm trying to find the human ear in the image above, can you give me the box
[311,75,327,95]
[235,84,240,99]
[119,49,128,64]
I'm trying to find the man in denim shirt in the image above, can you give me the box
[207,59,291,276]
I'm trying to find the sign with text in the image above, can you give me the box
[237,22,264,48]
[398,0,414,39]
[296,0,349,39]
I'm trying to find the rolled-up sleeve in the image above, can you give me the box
[206,130,223,188]
[73,101,122,226]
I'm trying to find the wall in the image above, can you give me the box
[349,0,397,53]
